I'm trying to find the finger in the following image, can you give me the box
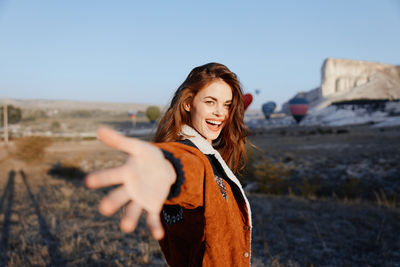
[96,127,142,155]
[120,201,142,233]
[85,166,126,189]
[99,186,131,216]
[146,212,165,240]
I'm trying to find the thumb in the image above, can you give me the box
[97,127,142,155]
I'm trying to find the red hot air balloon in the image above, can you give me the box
[243,93,253,111]
[289,97,309,123]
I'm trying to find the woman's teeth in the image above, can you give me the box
[206,120,222,125]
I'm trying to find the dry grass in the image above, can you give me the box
[0,125,399,266]
[2,162,397,266]
[254,159,291,194]
[374,189,398,209]
[242,142,400,206]
[13,136,53,163]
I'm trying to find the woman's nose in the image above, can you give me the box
[213,104,224,116]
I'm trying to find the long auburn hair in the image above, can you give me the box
[154,62,248,173]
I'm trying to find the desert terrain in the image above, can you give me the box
[0,124,399,266]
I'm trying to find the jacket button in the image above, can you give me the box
[243,225,250,231]
[243,252,249,258]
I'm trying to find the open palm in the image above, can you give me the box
[85,127,176,240]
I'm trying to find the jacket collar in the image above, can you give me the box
[180,125,252,226]
[180,124,216,155]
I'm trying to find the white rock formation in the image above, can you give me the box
[320,58,395,97]
[280,58,400,115]
[311,59,400,111]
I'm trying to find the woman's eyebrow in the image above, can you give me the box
[203,96,232,103]
[203,96,218,101]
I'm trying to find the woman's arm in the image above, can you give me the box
[85,127,209,240]
[155,142,208,208]
[85,127,177,240]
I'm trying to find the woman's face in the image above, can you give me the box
[187,80,233,143]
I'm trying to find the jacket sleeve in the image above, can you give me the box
[154,142,210,209]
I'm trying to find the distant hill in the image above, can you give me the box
[7,98,165,112]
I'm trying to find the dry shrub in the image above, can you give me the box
[374,189,398,208]
[14,136,53,163]
[239,146,291,194]
[254,159,291,194]
[238,146,260,183]
[297,177,321,199]
[336,177,362,199]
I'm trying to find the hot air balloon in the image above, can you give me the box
[243,93,253,111]
[128,111,137,127]
[262,101,277,119]
[289,97,309,123]
[255,89,260,95]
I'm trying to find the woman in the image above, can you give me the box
[85,63,252,266]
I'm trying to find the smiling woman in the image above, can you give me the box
[184,80,232,143]
[86,63,252,266]
[155,63,248,173]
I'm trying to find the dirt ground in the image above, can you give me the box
[0,125,399,266]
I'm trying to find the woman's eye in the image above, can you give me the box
[206,101,214,105]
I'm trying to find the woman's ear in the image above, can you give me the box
[183,93,193,112]
[184,103,190,112]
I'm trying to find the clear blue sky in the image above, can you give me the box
[1,0,399,110]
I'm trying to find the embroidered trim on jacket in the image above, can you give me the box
[214,175,227,200]
[162,205,183,225]
[161,149,185,200]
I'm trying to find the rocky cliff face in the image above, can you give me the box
[320,58,396,97]
[281,58,400,113]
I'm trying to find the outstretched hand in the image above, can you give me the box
[85,127,177,240]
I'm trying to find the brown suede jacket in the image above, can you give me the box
[154,125,252,267]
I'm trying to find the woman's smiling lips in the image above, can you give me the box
[205,119,224,131]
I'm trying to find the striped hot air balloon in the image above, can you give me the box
[289,97,309,123]
[262,101,276,119]
[243,93,253,111]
